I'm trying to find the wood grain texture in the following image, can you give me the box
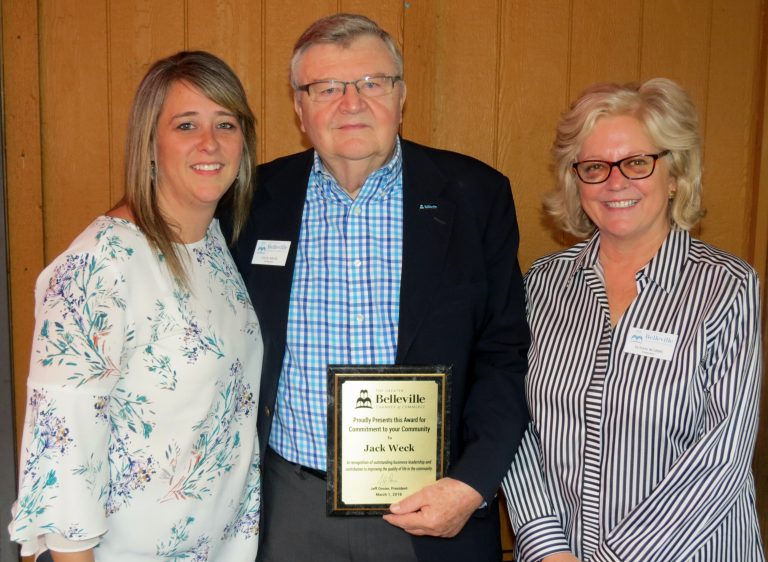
[39,0,111,259]
[403,2,501,165]
[497,0,572,269]
[700,0,762,256]
[401,0,437,146]
[570,0,643,92]
[640,0,711,124]
[1,0,45,487]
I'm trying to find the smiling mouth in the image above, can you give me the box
[192,163,223,171]
[605,200,638,208]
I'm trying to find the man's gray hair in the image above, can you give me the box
[290,13,403,88]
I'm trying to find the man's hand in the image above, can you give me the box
[542,554,582,562]
[51,550,96,562]
[382,477,483,537]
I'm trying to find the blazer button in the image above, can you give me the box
[264,406,271,417]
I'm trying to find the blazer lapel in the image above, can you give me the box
[397,141,455,361]
[252,144,456,364]
[247,151,313,353]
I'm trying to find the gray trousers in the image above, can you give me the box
[258,448,419,562]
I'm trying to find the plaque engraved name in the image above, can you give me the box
[327,365,451,516]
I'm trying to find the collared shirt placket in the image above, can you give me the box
[579,266,614,558]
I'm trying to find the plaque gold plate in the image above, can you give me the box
[327,365,451,516]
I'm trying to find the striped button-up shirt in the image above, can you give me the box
[503,229,764,562]
[269,141,404,470]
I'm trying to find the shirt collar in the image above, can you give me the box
[565,232,601,285]
[311,137,403,203]
[566,228,691,294]
[640,228,691,293]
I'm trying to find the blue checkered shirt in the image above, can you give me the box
[269,139,404,470]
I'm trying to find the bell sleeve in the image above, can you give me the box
[9,245,131,557]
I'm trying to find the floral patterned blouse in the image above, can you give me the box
[9,216,263,561]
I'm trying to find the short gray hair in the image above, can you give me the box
[290,13,403,88]
[546,78,704,238]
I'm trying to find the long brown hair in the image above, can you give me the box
[124,50,256,283]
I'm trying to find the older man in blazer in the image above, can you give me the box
[227,12,530,562]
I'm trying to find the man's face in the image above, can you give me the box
[293,35,406,176]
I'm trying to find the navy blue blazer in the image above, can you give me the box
[227,139,530,561]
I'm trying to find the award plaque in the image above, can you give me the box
[326,365,451,516]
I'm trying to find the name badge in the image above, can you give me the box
[251,240,291,266]
[624,327,678,361]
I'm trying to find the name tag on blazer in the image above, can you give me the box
[252,240,291,266]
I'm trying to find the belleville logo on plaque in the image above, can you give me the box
[326,365,451,516]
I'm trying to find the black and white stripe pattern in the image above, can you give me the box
[502,229,764,562]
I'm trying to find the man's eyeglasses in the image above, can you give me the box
[572,150,671,184]
[296,75,402,102]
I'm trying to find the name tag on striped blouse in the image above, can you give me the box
[624,327,679,361]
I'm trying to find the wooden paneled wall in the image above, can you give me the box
[3,1,768,559]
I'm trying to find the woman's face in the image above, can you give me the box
[154,80,243,217]
[577,115,676,248]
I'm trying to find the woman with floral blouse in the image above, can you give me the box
[9,51,263,562]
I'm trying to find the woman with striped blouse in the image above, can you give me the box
[503,78,763,562]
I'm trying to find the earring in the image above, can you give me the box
[150,160,157,180]
[668,191,676,200]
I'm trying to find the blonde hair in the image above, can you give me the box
[290,13,403,88]
[547,78,704,238]
[124,50,256,283]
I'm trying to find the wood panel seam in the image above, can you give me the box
[106,0,115,206]
[492,0,502,170]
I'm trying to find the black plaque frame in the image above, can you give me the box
[326,364,451,516]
